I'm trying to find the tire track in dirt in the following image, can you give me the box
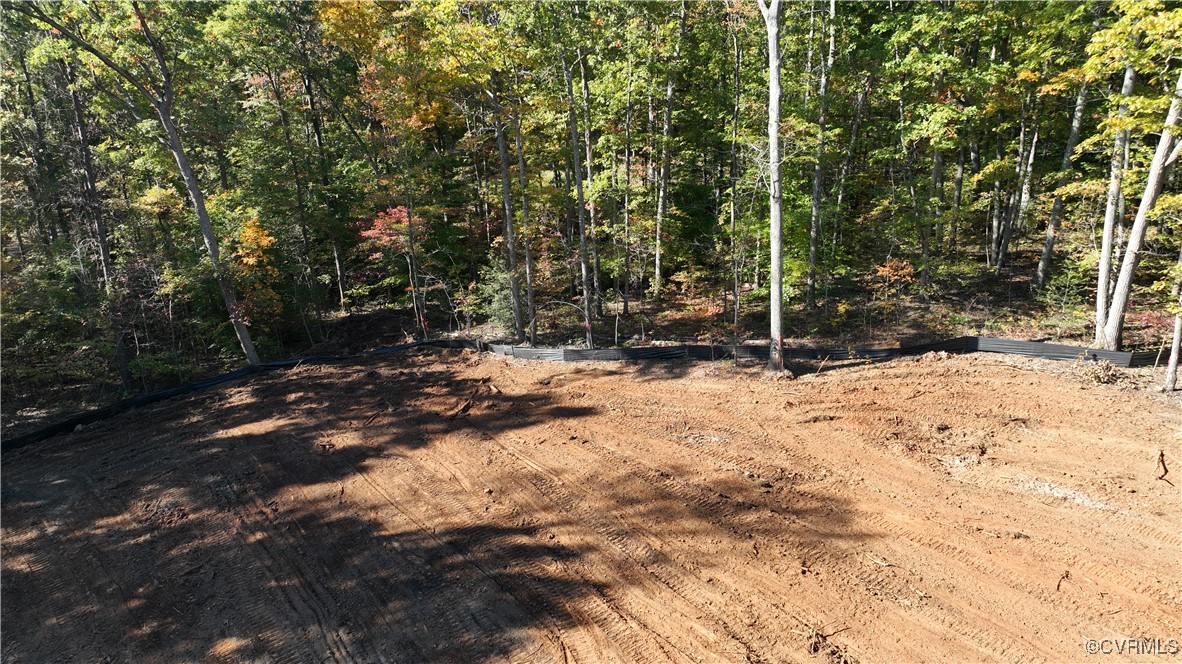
[453,414,882,662]
[208,479,356,664]
[376,436,705,663]
[348,460,576,662]
[235,447,544,663]
[550,408,1011,663]
[522,358,1179,662]
[5,351,1179,663]
[427,419,768,660]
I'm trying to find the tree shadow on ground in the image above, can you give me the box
[2,346,875,663]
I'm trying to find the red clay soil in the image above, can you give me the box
[2,348,1179,663]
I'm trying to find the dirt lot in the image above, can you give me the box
[2,348,1179,663]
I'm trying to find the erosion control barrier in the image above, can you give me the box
[1,336,1163,453]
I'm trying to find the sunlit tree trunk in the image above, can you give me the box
[759,0,784,371]
[622,54,635,318]
[995,103,1037,273]
[22,2,262,366]
[729,20,742,326]
[1096,63,1136,346]
[562,51,595,349]
[577,48,603,317]
[1100,69,1182,350]
[159,104,261,365]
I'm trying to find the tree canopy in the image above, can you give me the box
[4,0,1182,417]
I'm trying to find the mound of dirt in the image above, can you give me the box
[3,350,1178,663]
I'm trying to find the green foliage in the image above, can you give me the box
[474,260,518,335]
[5,0,1182,422]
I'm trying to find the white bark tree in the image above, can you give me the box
[561,49,595,349]
[758,0,784,371]
[1095,64,1137,346]
[19,2,261,366]
[1099,69,1182,350]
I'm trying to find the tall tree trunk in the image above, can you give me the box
[834,76,869,214]
[931,69,947,249]
[1096,64,1137,345]
[995,125,1037,273]
[760,0,784,370]
[562,51,595,349]
[830,73,869,277]
[267,70,312,262]
[988,180,1002,266]
[157,104,260,365]
[806,0,835,308]
[491,86,525,342]
[1035,81,1089,289]
[804,3,815,106]
[577,49,603,317]
[62,61,132,389]
[622,54,635,318]
[512,102,537,345]
[730,21,742,326]
[995,94,1038,274]
[22,2,262,365]
[1100,68,1182,350]
[950,145,964,255]
[654,1,687,299]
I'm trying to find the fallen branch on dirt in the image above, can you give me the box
[447,388,479,419]
[1157,450,1172,486]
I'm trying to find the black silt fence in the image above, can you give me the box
[0,336,1159,453]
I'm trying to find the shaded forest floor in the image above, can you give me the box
[3,248,1176,440]
[3,347,1179,662]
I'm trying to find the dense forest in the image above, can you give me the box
[3,0,1182,422]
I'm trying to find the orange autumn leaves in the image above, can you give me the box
[232,217,281,328]
[318,0,517,133]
